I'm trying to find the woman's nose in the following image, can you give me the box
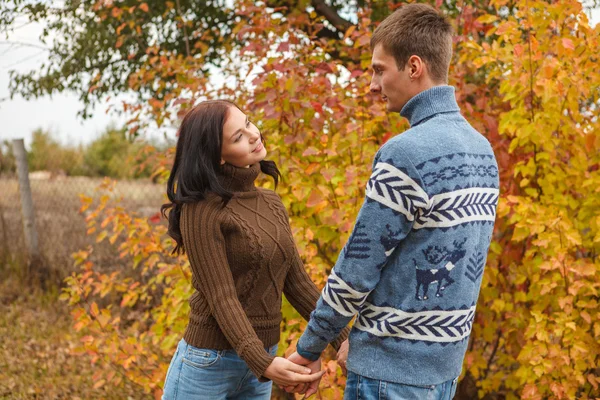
[249,131,259,143]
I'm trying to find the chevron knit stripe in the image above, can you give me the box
[366,162,430,220]
[355,303,476,343]
[321,270,370,317]
[414,187,499,229]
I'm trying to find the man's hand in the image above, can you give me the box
[336,339,349,376]
[284,352,323,398]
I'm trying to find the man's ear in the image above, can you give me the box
[220,159,226,165]
[408,55,425,80]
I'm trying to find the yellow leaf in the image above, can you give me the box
[477,14,498,24]
[96,312,111,328]
[512,226,529,242]
[96,231,108,243]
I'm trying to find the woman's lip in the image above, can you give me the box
[253,142,264,153]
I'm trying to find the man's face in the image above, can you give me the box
[369,44,414,113]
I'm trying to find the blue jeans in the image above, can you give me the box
[344,371,459,400]
[162,339,278,400]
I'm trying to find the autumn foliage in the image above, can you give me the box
[60,0,600,398]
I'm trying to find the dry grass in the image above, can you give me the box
[0,176,165,282]
[0,273,147,399]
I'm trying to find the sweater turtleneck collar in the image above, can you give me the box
[218,162,260,193]
[400,85,460,127]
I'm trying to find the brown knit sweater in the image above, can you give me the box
[180,163,349,379]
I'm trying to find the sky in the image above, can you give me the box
[1,5,599,149]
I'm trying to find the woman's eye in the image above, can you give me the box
[234,134,242,143]
[246,120,251,127]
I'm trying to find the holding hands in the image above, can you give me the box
[279,339,350,398]
[263,357,325,387]
[283,352,323,398]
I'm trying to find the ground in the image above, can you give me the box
[0,272,148,399]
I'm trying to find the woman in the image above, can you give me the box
[161,100,348,399]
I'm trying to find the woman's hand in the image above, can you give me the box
[263,357,325,387]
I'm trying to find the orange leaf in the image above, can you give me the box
[93,379,106,389]
[306,190,324,208]
[562,38,574,50]
[139,2,149,12]
[580,311,591,324]
[90,302,99,317]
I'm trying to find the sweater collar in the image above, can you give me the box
[218,163,260,193]
[400,85,460,127]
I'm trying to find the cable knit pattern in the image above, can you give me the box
[180,163,348,380]
[226,204,264,306]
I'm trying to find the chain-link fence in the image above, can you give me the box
[0,139,166,283]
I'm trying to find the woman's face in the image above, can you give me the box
[221,106,267,168]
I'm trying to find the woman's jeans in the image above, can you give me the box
[344,371,459,400]
[162,338,278,400]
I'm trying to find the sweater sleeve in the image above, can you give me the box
[181,200,274,379]
[296,145,430,360]
[283,250,350,352]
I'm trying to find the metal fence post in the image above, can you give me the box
[12,138,40,260]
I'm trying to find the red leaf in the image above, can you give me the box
[149,212,161,224]
[302,147,319,157]
[277,42,290,52]
[311,101,323,114]
[350,69,363,79]
[315,62,333,74]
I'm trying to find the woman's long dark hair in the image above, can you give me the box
[161,100,281,254]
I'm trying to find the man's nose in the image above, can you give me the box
[370,80,381,93]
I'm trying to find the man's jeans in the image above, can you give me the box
[162,338,277,400]
[344,371,459,400]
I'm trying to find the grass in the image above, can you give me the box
[0,268,146,399]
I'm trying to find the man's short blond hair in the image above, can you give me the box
[370,4,453,83]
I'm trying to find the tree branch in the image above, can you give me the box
[175,0,191,58]
[482,328,502,379]
[0,40,49,51]
[311,0,353,32]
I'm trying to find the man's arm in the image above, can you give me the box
[295,145,429,360]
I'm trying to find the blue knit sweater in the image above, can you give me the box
[296,86,499,386]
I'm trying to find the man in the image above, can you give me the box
[288,3,500,399]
